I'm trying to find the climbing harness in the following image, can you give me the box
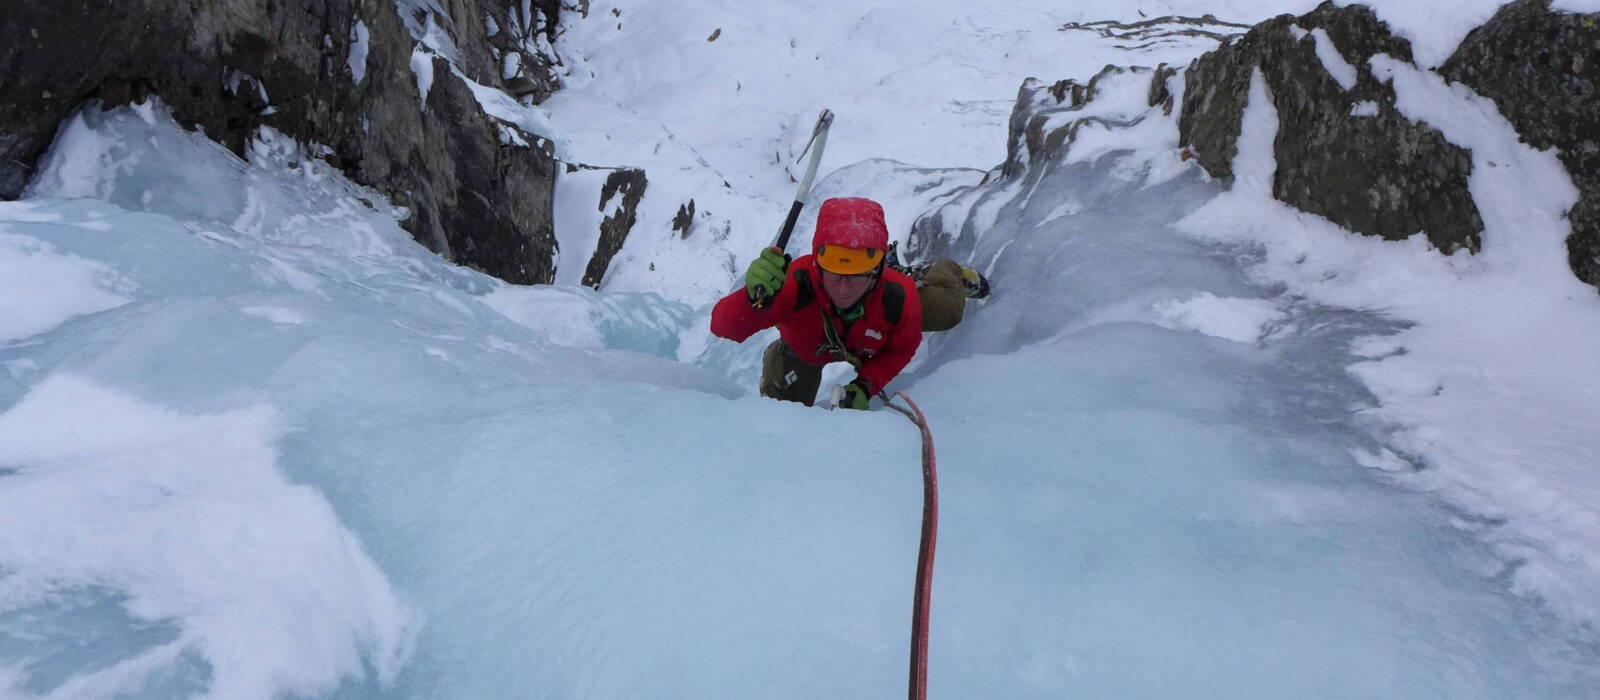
[885,393,938,700]
[816,299,863,370]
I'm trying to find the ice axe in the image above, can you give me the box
[751,108,834,308]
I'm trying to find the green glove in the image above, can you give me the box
[745,247,789,303]
[835,378,874,411]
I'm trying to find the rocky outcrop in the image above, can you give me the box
[1175,0,1600,289]
[999,65,1161,182]
[583,168,647,289]
[912,42,1207,263]
[0,0,568,284]
[1440,0,1600,287]
[1149,63,1181,115]
[673,200,696,239]
[1179,2,1483,254]
[483,0,565,102]
[1059,14,1253,51]
[994,16,1246,186]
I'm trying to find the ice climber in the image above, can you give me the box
[710,196,990,410]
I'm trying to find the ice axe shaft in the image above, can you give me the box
[753,109,834,307]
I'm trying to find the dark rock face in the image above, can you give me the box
[0,0,566,284]
[673,199,696,239]
[1058,14,1253,51]
[1440,0,1600,288]
[1179,2,1484,254]
[582,168,647,289]
[1149,63,1181,115]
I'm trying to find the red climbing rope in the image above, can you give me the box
[886,392,938,700]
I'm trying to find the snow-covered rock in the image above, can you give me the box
[1179,0,1600,292]
[1180,3,1485,255]
[1439,0,1600,289]
[1,0,561,284]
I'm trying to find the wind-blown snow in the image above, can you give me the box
[1154,292,1286,344]
[0,232,129,343]
[0,375,413,699]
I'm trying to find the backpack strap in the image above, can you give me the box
[792,268,815,311]
[881,280,906,325]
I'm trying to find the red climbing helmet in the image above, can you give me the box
[812,197,889,275]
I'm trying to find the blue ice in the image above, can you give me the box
[0,104,1594,699]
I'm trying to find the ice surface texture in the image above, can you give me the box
[2,88,1597,699]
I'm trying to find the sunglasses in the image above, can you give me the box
[820,269,878,282]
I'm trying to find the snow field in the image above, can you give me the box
[1175,53,1600,629]
[538,0,1277,305]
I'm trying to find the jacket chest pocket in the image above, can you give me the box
[850,325,888,358]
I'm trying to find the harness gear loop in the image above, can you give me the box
[816,301,863,371]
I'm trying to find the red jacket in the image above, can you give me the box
[711,255,923,393]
